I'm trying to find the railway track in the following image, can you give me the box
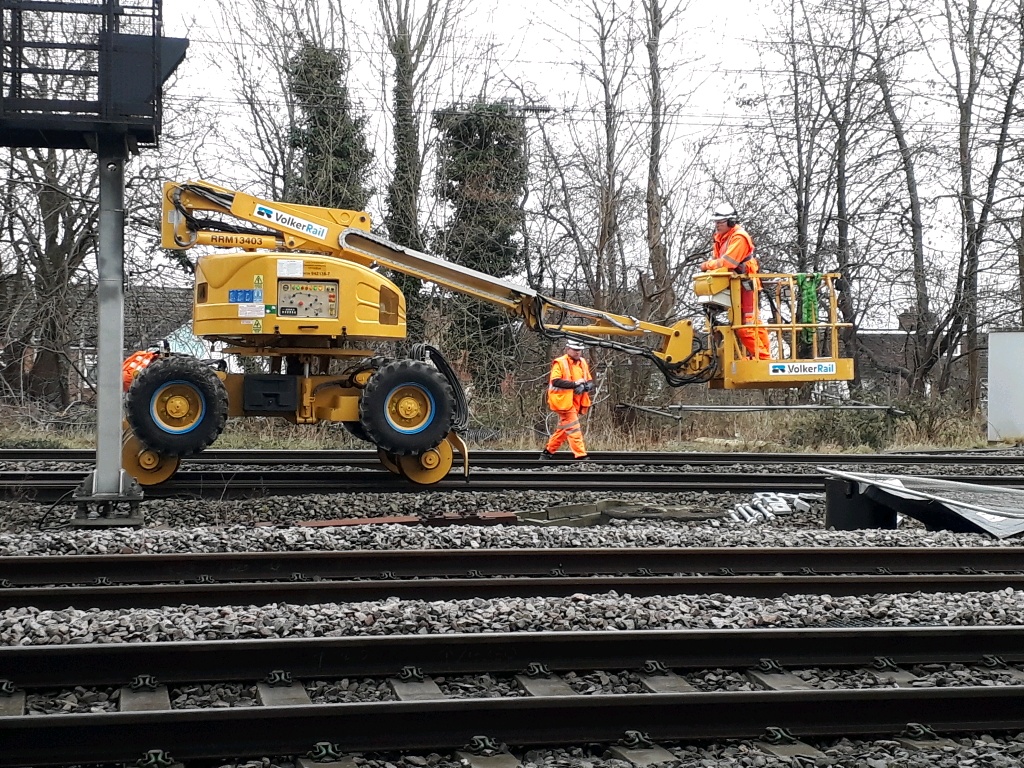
[3,626,1024,766]
[5,448,1022,500]
[4,447,1023,466]
[3,468,1023,501]
[3,547,1023,608]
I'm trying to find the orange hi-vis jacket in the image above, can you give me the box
[547,354,592,413]
[122,350,157,392]
[702,223,771,359]
[703,223,760,279]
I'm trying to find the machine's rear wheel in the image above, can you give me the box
[126,356,229,456]
[397,439,454,486]
[359,359,454,455]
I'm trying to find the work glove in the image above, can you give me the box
[574,383,586,394]
[584,381,594,393]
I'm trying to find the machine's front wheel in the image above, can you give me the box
[126,356,229,456]
[397,439,454,486]
[359,359,454,454]
[343,420,371,442]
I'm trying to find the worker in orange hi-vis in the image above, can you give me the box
[701,202,771,360]
[121,349,157,392]
[541,339,594,461]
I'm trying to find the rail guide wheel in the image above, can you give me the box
[377,448,403,475]
[397,439,453,485]
[121,427,180,486]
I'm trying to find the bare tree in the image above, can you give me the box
[921,0,1024,408]
[640,0,687,324]
[375,0,467,331]
[210,0,351,197]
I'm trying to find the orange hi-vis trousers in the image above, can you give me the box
[545,407,588,458]
[738,286,771,359]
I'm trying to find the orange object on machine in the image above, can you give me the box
[122,350,157,392]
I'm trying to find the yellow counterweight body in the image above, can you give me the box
[192,250,406,345]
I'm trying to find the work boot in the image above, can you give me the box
[539,450,557,460]
[572,454,591,461]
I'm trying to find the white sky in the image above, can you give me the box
[160,0,766,136]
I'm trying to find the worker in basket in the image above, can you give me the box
[701,202,771,360]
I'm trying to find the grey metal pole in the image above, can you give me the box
[93,139,127,496]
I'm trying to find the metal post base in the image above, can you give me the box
[824,477,897,531]
[71,470,145,527]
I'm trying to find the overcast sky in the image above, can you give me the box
[160,0,766,134]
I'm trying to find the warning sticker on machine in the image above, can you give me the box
[238,303,265,318]
[768,362,837,376]
[277,259,303,278]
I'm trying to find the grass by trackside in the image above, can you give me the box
[0,394,996,453]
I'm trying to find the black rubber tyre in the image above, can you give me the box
[342,420,371,442]
[126,356,229,456]
[359,359,455,454]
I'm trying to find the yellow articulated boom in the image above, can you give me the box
[120,180,853,487]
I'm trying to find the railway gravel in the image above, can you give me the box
[0,495,1014,551]
[196,740,1024,768]
[5,455,1024,766]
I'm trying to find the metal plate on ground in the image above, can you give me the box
[257,682,312,706]
[388,677,446,701]
[119,685,170,712]
[822,469,1024,538]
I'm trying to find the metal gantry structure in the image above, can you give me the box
[0,0,186,521]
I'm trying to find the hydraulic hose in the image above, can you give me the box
[410,343,469,433]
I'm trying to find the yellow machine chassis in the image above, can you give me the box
[121,180,857,489]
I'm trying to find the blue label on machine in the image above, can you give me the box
[229,289,255,303]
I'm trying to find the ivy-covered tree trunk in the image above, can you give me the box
[287,41,373,212]
[433,102,527,391]
[383,26,426,334]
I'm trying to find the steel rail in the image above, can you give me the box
[3,447,1022,465]
[3,470,1023,501]
[3,688,1024,767]
[2,626,1022,688]
[2,547,1023,586]
[5,572,1024,609]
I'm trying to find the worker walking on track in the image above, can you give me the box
[701,202,771,360]
[541,339,594,460]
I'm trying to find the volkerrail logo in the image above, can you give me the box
[769,361,837,376]
[254,204,329,240]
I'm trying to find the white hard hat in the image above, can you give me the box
[711,202,738,223]
[565,339,586,351]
